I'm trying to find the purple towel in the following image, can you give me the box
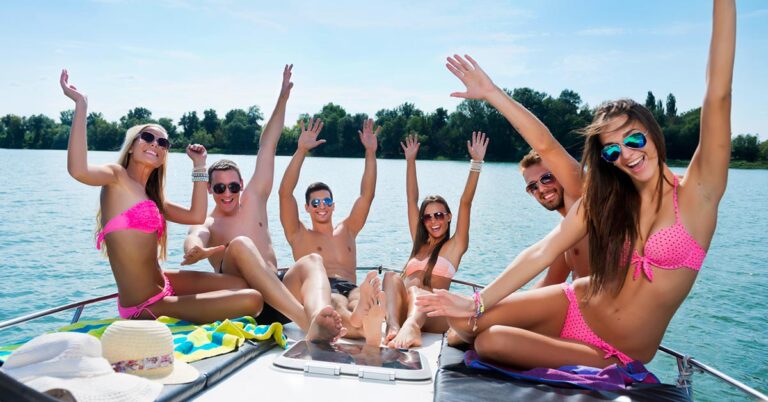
[464,350,660,391]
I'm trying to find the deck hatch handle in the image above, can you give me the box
[358,368,396,382]
[304,363,340,377]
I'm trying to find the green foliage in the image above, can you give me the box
[2,88,764,167]
[731,134,760,162]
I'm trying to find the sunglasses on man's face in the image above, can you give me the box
[138,131,171,149]
[422,212,447,223]
[310,197,334,208]
[525,172,556,194]
[212,182,242,195]
[600,131,647,163]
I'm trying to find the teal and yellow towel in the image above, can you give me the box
[0,315,286,364]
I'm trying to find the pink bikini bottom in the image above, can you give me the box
[117,272,175,319]
[559,283,633,366]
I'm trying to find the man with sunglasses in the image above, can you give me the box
[181,66,345,343]
[279,117,384,344]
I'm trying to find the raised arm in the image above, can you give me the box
[244,64,293,204]
[279,118,324,243]
[446,55,582,200]
[417,200,588,318]
[164,144,208,224]
[450,132,489,254]
[686,0,735,201]
[400,134,421,240]
[61,70,119,186]
[345,118,380,235]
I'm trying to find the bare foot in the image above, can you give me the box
[387,318,421,349]
[362,291,386,346]
[306,305,346,343]
[447,316,474,345]
[446,328,470,348]
[384,322,400,344]
[350,271,380,328]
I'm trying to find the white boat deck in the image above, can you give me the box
[194,323,444,402]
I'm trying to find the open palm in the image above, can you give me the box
[446,54,496,100]
[467,131,489,161]
[297,118,325,151]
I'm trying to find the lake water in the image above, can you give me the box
[0,148,765,400]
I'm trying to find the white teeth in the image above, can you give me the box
[627,156,642,168]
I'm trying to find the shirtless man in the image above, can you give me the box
[444,54,589,286]
[519,150,589,286]
[182,65,343,342]
[278,117,385,346]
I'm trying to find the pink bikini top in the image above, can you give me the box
[404,256,457,279]
[631,176,707,281]
[96,199,165,249]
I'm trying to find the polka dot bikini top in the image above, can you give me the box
[631,176,707,281]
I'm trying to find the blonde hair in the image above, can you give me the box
[96,124,169,260]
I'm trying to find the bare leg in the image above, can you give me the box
[388,286,431,349]
[149,288,264,324]
[220,237,310,330]
[349,271,381,328]
[331,294,364,339]
[383,271,407,343]
[282,253,345,342]
[362,292,386,346]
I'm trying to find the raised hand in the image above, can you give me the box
[467,131,489,162]
[60,69,87,104]
[415,289,475,318]
[400,134,420,161]
[280,64,294,98]
[181,244,226,266]
[446,54,496,100]
[186,144,207,167]
[297,118,325,152]
[358,118,381,153]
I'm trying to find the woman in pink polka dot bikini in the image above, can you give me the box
[417,0,735,369]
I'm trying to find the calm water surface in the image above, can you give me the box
[0,149,765,400]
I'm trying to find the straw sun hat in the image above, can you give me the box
[101,320,199,385]
[1,332,162,402]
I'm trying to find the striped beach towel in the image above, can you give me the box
[0,315,286,364]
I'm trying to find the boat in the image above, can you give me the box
[0,267,765,402]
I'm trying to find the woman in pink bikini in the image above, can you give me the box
[383,132,488,349]
[60,71,262,323]
[417,0,735,368]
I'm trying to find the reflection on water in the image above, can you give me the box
[0,149,766,400]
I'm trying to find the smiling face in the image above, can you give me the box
[305,189,335,225]
[521,162,564,212]
[128,126,169,168]
[598,114,659,184]
[209,169,243,214]
[421,202,451,240]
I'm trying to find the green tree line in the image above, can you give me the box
[1,89,766,163]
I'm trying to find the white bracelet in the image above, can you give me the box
[470,160,483,173]
[191,171,208,182]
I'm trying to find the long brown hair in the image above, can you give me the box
[95,124,168,260]
[402,195,451,288]
[580,99,668,298]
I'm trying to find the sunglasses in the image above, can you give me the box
[212,182,242,194]
[310,197,334,208]
[138,131,171,149]
[422,212,447,223]
[525,172,556,194]
[600,132,647,163]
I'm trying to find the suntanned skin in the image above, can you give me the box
[443,52,590,287]
[182,65,343,342]
[279,117,384,344]
[61,71,263,324]
[419,2,735,369]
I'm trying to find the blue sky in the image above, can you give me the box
[2,0,766,139]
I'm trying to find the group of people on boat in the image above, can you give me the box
[59,0,735,370]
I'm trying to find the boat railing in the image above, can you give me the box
[0,268,765,401]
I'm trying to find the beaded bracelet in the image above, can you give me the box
[470,160,483,173]
[468,288,485,333]
[191,171,208,182]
